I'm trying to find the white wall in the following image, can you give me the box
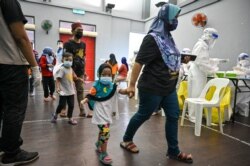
[22,0,144,20]
[19,1,144,78]
[150,0,168,17]
[128,32,146,61]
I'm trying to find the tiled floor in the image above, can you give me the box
[15,84,250,166]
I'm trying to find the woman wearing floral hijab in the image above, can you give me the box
[120,3,193,164]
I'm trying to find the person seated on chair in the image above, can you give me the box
[176,48,193,89]
[233,52,250,117]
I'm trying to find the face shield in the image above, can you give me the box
[209,32,219,49]
[237,53,250,68]
[202,28,219,49]
[238,53,249,61]
[209,40,216,49]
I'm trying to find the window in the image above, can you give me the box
[25,16,35,24]
[26,30,35,47]
[59,21,96,32]
[24,16,35,48]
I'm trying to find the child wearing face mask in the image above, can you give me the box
[80,63,127,165]
[51,52,84,125]
[39,47,56,101]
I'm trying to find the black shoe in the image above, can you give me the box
[0,150,4,156]
[79,112,86,117]
[1,150,39,165]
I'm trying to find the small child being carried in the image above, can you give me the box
[81,63,127,165]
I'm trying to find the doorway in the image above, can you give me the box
[60,35,96,81]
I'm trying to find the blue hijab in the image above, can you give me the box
[42,47,54,64]
[121,57,129,71]
[148,3,181,72]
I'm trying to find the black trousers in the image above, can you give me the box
[42,76,55,98]
[56,95,74,118]
[0,64,28,155]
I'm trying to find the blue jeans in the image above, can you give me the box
[123,89,180,156]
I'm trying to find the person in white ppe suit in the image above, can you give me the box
[180,48,192,76]
[233,53,250,75]
[233,53,250,117]
[187,28,219,122]
[176,48,192,89]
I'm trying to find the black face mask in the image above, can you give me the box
[75,31,83,39]
[165,19,178,31]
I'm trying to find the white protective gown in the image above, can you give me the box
[233,57,250,117]
[187,39,218,122]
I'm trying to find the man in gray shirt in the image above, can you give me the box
[0,0,40,165]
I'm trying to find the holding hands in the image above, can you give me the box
[80,98,89,108]
[124,86,135,98]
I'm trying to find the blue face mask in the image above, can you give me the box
[100,76,112,85]
[167,18,178,31]
[63,61,72,68]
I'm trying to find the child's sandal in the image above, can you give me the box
[68,119,77,125]
[168,152,193,164]
[99,152,112,165]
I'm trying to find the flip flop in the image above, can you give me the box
[120,141,139,153]
[168,152,193,164]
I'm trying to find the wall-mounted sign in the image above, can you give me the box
[73,9,85,15]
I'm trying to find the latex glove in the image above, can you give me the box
[233,66,243,72]
[31,66,41,87]
[241,67,250,75]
